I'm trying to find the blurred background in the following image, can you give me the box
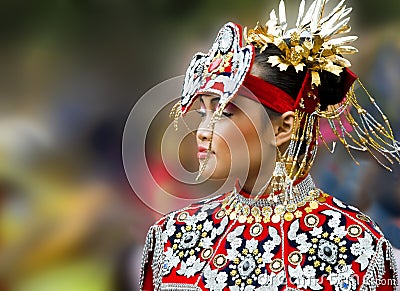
[0,0,399,290]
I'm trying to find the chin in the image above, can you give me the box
[209,172,229,180]
[198,164,229,180]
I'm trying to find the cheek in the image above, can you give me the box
[211,123,242,172]
[234,115,272,173]
[202,134,231,179]
[213,122,245,156]
[212,135,230,157]
[240,118,262,153]
[215,119,260,166]
[244,127,263,166]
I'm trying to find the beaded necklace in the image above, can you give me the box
[217,175,328,223]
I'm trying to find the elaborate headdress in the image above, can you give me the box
[171,0,400,203]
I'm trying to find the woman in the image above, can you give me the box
[140,1,399,290]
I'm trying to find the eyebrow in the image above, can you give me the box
[199,96,220,107]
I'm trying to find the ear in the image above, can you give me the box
[273,111,295,147]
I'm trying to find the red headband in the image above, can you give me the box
[242,74,295,114]
[241,68,358,114]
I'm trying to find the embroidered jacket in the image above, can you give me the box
[140,176,398,291]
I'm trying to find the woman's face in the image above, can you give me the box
[195,94,276,183]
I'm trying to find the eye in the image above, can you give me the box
[222,111,233,118]
[195,109,206,118]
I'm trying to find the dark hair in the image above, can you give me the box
[251,45,347,113]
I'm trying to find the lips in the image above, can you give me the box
[197,145,213,160]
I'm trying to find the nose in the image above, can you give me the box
[197,121,212,142]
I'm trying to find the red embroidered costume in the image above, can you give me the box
[141,178,397,290]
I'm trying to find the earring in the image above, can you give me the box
[268,147,289,203]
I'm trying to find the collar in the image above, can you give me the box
[233,174,316,208]
[219,174,322,224]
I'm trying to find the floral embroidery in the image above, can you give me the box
[203,265,228,291]
[327,264,357,291]
[288,219,312,253]
[224,225,282,290]
[288,265,323,290]
[255,270,285,291]
[286,208,375,289]
[350,232,375,271]
[141,179,397,291]
[162,203,227,278]
[177,256,206,277]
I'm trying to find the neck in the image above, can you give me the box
[241,178,273,199]
[241,168,274,199]
[235,174,315,207]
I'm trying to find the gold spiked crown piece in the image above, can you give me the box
[245,0,358,86]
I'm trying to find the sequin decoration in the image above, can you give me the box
[270,258,284,272]
[214,254,228,268]
[304,214,319,228]
[250,223,263,237]
[318,239,339,265]
[347,225,363,238]
[288,251,303,265]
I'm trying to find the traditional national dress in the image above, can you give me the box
[139,1,400,290]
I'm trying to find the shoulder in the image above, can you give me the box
[316,192,398,289]
[286,191,398,289]
[138,192,227,291]
[146,191,229,233]
[319,192,385,239]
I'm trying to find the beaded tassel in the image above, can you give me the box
[170,101,182,130]
[265,110,320,206]
[316,81,400,171]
